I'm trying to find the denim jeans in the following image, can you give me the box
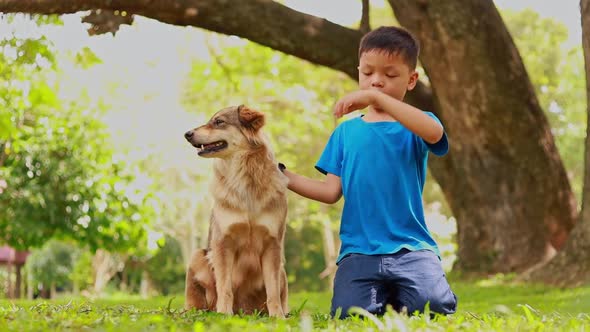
[330,249,457,319]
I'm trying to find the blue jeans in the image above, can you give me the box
[330,249,457,319]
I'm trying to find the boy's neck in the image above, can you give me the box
[363,107,398,122]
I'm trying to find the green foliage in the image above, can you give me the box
[73,47,103,69]
[69,250,94,292]
[143,236,186,295]
[0,24,56,140]
[25,240,80,290]
[0,14,152,251]
[0,102,147,250]
[284,214,327,292]
[368,1,398,29]
[0,280,589,331]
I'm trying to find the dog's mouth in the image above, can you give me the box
[193,140,228,155]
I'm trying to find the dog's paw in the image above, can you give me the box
[216,302,234,315]
[267,305,285,318]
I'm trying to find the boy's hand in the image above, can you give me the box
[333,90,377,118]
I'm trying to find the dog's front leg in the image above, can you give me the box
[211,243,234,314]
[261,243,285,318]
[280,268,289,314]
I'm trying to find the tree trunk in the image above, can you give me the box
[50,282,56,299]
[5,263,13,298]
[388,0,577,273]
[525,0,590,286]
[26,271,33,299]
[92,249,124,294]
[73,280,80,296]
[139,270,153,298]
[40,285,50,299]
[0,0,578,274]
[15,265,21,298]
[119,270,128,292]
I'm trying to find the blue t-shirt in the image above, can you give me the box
[315,112,449,263]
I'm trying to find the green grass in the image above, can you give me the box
[1,279,589,331]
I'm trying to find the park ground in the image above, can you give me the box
[1,276,589,331]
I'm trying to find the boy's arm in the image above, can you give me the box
[334,90,444,144]
[374,92,443,144]
[283,170,342,204]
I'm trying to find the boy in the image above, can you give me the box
[281,26,457,318]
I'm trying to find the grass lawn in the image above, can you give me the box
[1,278,589,331]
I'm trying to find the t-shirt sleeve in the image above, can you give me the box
[315,125,343,176]
[422,112,449,156]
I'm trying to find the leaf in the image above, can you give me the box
[27,82,58,107]
[75,47,102,69]
[0,111,16,140]
[519,304,536,323]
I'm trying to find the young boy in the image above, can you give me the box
[281,26,457,318]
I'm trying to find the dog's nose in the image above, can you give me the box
[184,131,193,140]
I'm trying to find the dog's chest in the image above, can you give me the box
[213,206,284,239]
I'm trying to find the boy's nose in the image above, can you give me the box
[371,80,384,88]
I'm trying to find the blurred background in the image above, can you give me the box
[0,0,586,299]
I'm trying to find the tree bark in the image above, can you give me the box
[0,0,578,274]
[525,0,590,286]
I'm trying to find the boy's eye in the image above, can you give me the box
[361,71,372,76]
[386,74,399,78]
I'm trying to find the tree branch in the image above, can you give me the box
[204,36,238,93]
[0,142,7,168]
[0,0,361,77]
[0,0,438,124]
[360,0,371,34]
[82,9,134,36]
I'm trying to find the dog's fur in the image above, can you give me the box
[183,105,289,317]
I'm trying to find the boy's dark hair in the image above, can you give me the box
[358,26,420,70]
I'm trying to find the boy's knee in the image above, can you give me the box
[330,292,354,319]
[331,304,384,320]
[429,282,458,315]
[400,289,457,315]
[331,297,385,319]
[330,305,349,319]
[330,298,363,319]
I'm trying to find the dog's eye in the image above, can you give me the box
[214,119,225,126]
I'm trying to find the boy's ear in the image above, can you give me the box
[407,70,419,91]
[237,105,265,131]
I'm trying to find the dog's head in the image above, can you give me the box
[184,105,266,159]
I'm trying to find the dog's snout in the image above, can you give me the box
[184,130,194,140]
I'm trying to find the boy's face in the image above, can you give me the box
[358,50,418,101]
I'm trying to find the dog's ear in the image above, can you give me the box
[237,105,265,131]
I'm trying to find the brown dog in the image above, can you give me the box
[183,105,289,317]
